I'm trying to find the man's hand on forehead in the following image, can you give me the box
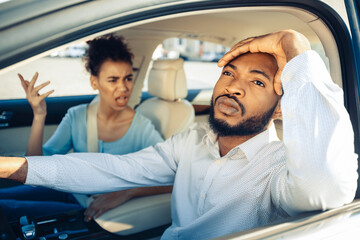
[218,29,311,95]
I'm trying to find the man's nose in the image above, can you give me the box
[225,79,246,97]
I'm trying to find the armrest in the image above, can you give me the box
[86,193,172,236]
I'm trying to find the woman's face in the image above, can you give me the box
[90,60,134,111]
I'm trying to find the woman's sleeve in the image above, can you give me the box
[42,108,74,155]
[137,114,164,148]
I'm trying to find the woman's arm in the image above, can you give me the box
[18,72,54,156]
[42,106,79,155]
[27,114,46,156]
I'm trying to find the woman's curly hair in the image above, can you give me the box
[84,34,134,76]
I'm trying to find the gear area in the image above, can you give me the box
[0,208,167,240]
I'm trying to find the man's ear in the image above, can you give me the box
[272,101,282,120]
[90,75,98,90]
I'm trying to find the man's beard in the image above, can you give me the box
[209,95,279,137]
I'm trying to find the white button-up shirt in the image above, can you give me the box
[26,51,358,240]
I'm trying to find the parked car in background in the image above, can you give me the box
[0,0,359,239]
[200,52,225,62]
[49,44,87,58]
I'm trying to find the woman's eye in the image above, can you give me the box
[253,80,265,87]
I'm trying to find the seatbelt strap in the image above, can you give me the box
[86,96,99,152]
[73,95,99,207]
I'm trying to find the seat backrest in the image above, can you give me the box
[137,58,195,139]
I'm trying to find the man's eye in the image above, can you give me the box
[223,71,232,76]
[253,80,265,87]
[126,77,133,81]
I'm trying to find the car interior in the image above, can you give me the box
[0,1,359,239]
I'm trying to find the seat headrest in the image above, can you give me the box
[148,58,188,101]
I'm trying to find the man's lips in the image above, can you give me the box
[217,97,240,115]
[214,95,245,116]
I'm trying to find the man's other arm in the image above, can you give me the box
[272,50,358,215]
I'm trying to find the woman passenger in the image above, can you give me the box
[0,34,171,222]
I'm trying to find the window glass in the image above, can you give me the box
[143,38,230,92]
[0,42,96,100]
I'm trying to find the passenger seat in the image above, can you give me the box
[137,58,195,139]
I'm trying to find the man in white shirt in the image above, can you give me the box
[0,30,358,240]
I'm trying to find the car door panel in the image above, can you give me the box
[0,96,95,156]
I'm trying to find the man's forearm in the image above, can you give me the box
[0,156,28,183]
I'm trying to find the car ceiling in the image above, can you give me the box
[0,3,321,67]
[123,8,321,48]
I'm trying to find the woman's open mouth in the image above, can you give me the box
[115,96,128,106]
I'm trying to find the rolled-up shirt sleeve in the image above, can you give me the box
[25,140,178,194]
[271,50,358,216]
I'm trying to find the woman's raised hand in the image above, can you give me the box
[18,72,54,117]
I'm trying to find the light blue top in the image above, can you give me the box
[43,104,163,155]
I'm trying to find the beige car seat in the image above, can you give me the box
[87,58,195,236]
[136,58,195,139]
[84,106,172,235]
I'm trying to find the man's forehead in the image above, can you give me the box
[230,52,276,63]
[227,52,278,73]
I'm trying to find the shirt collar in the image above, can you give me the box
[203,122,280,161]
[203,125,217,145]
[202,124,220,157]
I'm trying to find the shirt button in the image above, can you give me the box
[202,193,206,199]
[216,159,221,165]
